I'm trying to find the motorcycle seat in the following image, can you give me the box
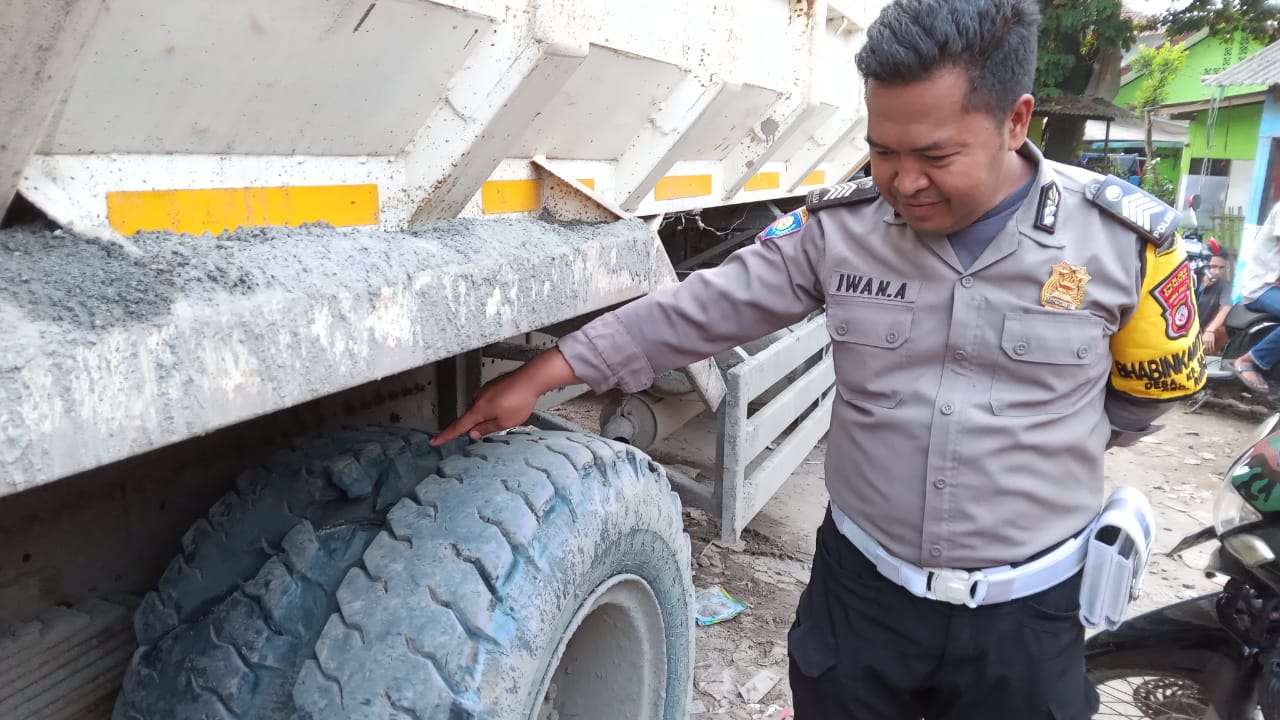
[1225,302,1280,330]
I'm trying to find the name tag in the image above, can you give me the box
[829,270,918,303]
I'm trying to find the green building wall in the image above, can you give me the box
[1180,103,1263,177]
[1115,31,1266,108]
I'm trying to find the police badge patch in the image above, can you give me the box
[758,207,809,241]
[1041,262,1091,311]
[1110,242,1204,402]
[1151,261,1195,339]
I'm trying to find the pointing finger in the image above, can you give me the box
[432,408,486,446]
[467,420,506,441]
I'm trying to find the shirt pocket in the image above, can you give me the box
[826,303,913,409]
[991,312,1106,417]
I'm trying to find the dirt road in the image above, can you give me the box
[557,398,1266,719]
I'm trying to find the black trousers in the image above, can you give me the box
[788,510,1099,719]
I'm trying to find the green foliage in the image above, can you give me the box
[1159,0,1280,44]
[1035,0,1135,97]
[1141,159,1178,206]
[1132,43,1190,111]
[1035,0,1135,161]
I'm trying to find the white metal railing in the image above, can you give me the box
[714,313,835,541]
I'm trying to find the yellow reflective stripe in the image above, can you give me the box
[745,172,781,192]
[801,170,826,186]
[578,178,596,190]
[482,180,542,214]
[655,174,712,201]
[106,184,380,236]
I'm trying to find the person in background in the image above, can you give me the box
[1198,252,1231,355]
[1231,203,1280,391]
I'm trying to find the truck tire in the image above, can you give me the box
[114,431,694,720]
[114,427,465,720]
[292,430,694,720]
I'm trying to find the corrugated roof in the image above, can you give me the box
[1205,40,1280,87]
[1033,95,1140,121]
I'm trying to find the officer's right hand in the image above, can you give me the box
[431,349,582,446]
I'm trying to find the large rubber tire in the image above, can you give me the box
[114,426,465,720]
[292,430,694,720]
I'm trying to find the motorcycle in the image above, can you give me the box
[1199,299,1280,407]
[1210,305,1280,388]
[1184,232,1219,292]
[1086,413,1280,718]
[1183,232,1280,404]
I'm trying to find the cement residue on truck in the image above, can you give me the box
[0,1,883,717]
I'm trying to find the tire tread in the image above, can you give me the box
[294,431,690,720]
[115,428,462,719]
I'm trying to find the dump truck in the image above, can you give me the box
[0,1,881,717]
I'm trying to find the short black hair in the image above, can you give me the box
[855,0,1040,117]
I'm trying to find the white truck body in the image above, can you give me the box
[7,0,874,242]
[0,1,881,716]
[3,0,875,495]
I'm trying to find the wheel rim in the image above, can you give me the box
[1094,674,1212,719]
[532,574,667,720]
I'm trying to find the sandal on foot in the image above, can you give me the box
[1231,360,1271,393]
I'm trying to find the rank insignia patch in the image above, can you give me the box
[805,177,880,211]
[1087,175,1179,249]
[1151,260,1195,339]
[1041,261,1091,311]
[758,207,809,241]
[1035,181,1060,233]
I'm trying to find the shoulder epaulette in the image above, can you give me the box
[806,177,879,212]
[1086,175,1179,253]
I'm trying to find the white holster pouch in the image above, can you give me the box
[1078,486,1157,631]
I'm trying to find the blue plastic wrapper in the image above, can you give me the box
[694,584,747,626]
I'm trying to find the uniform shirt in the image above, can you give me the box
[948,171,1035,269]
[1240,203,1280,303]
[559,142,1203,568]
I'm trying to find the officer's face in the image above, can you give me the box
[865,67,1034,235]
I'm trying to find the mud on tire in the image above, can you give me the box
[292,430,695,720]
[114,430,694,720]
[114,426,466,720]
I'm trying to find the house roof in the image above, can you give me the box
[1033,95,1140,121]
[1205,40,1280,87]
[1153,89,1268,118]
[1084,116,1189,143]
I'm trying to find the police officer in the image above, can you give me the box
[433,0,1205,716]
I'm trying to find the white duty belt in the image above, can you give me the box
[830,504,1090,608]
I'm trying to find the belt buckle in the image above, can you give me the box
[928,568,987,608]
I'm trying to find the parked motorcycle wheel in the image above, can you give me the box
[1088,669,1217,719]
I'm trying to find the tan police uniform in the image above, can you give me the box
[558,141,1204,569]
